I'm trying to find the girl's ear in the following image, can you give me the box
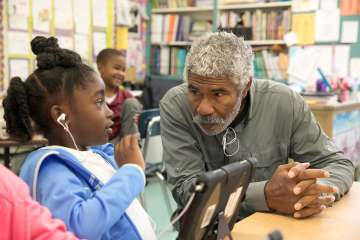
[50,105,66,125]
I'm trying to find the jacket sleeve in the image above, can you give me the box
[289,91,355,199]
[36,157,145,239]
[160,98,205,207]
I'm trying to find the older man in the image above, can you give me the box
[160,32,354,219]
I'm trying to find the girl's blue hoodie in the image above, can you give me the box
[20,143,145,240]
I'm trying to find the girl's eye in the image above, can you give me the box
[95,99,105,107]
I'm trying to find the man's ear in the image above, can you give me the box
[241,78,253,99]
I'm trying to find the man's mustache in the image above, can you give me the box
[193,114,225,125]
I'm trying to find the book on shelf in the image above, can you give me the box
[220,9,290,41]
[151,0,197,8]
[151,46,187,77]
[253,50,288,81]
[151,14,210,43]
[220,0,290,5]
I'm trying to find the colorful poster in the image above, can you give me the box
[8,0,29,30]
[333,110,360,165]
[128,2,142,39]
[126,39,145,81]
[32,0,51,33]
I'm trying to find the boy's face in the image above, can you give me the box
[98,55,126,89]
[66,73,114,147]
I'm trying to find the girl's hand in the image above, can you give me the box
[115,133,145,171]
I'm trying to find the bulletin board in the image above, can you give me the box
[2,0,115,95]
[290,0,360,86]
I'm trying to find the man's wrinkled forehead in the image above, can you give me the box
[188,71,230,85]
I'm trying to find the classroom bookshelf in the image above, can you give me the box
[147,0,292,81]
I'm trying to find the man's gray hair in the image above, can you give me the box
[184,31,253,92]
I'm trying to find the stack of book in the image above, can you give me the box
[151,46,187,76]
[151,0,202,8]
[220,9,291,41]
[151,14,211,43]
[253,50,288,81]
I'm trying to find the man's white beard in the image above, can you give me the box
[193,96,243,136]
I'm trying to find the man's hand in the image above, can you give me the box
[265,162,337,217]
[115,133,145,170]
[288,165,338,218]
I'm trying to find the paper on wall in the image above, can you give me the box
[127,39,145,80]
[54,0,73,30]
[334,45,350,77]
[315,9,340,42]
[288,46,333,89]
[320,0,338,10]
[115,0,131,26]
[75,34,90,60]
[341,21,359,43]
[116,27,129,49]
[292,13,315,45]
[350,58,360,78]
[92,0,108,27]
[93,32,107,57]
[8,0,29,30]
[9,59,29,80]
[292,0,319,12]
[74,0,90,34]
[7,31,30,54]
[57,36,74,50]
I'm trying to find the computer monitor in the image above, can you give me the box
[178,159,256,240]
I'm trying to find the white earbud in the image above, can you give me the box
[57,113,66,125]
[56,113,79,151]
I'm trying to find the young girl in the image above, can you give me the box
[3,36,157,240]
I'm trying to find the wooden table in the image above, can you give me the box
[0,138,48,169]
[231,182,360,240]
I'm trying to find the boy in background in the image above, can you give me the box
[97,49,143,143]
